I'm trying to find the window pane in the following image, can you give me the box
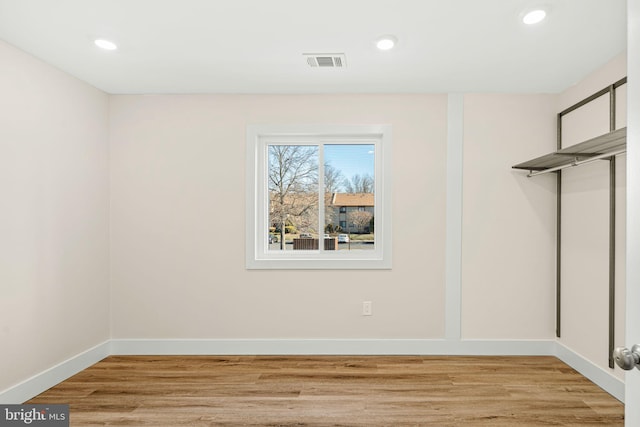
[268,145,318,251]
[247,124,391,269]
[324,144,375,251]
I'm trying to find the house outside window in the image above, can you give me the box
[330,194,374,235]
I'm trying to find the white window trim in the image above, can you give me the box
[246,124,392,270]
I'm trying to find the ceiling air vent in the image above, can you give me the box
[303,53,346,68]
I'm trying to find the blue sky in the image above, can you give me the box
[324,144,374,180]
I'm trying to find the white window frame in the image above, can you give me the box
[246,124,392,269]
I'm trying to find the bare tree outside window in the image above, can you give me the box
[349,210,373,233]
[324,163,345,194]
[344,173,375,193]
[268,145,318,249]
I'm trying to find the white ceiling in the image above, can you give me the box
[0,0,627,94]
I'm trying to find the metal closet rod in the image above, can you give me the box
[527,149,626,177]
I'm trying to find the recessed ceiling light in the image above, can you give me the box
[94,38,117,51]
[522,9,547,25]
[376,35,397,51]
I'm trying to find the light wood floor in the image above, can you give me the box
[27,355,623,426]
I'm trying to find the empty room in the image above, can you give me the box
[1,0,640,425]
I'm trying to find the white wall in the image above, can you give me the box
[0,40,110,394]
[109,94,450,339]
[461,94,557,339]
[109,92,560,344]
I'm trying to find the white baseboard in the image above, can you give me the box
[1,339,624,404]
[0,341,110,404]
[554,341,625,402]
[110,338,556,356]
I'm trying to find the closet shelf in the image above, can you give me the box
[512,127,626,176]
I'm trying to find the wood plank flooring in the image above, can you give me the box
[27,355,624,426]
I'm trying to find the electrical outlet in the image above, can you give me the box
[362,301,372,316]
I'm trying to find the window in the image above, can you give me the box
[246,125,392,269]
